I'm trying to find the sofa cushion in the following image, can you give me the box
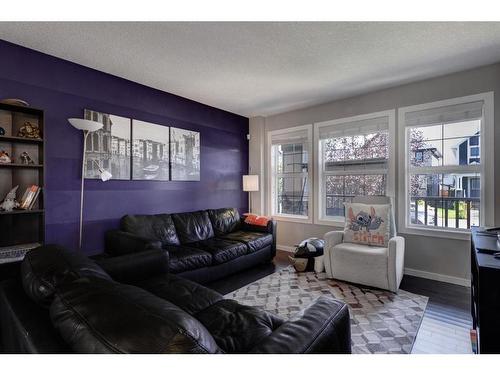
[172,210,215,243]
[220,231,273,253]
[195,299,284,353]
[21,245,112,308]
[50,278,221,354]
[138,274,223,315]
[207,208,241,236]
[191,238,247,264]
[121,214,180,246]
[165,246,212,273]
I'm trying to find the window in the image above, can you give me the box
[315,111,394,224]
[268,125,312,221]
[402,98,487,232]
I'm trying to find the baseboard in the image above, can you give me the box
[277,244,295,253]
[279,244,470,287]
[404,267,470,287]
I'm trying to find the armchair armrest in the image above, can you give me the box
[96,249,169,284]
[323,231,344,278]
[387,236,405,292]
[105,230,162,256]
[250,296,351,354]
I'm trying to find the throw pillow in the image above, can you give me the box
[244,213,271,227]
[343,203,391,247]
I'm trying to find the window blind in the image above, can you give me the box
[318,116,389,140]
[405,101,483,127]
[271,129,309,145]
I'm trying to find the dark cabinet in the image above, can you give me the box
[471,227,500,354]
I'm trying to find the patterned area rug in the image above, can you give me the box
[226,267,428,354]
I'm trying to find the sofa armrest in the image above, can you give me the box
[241,219,277,257]
[387,236,405,292]
[324,230,344,278]
[105,230,162,256]
[96,249,169,284]
[250,296,351,354]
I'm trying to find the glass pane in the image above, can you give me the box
[322,131,388,164]
[442,137,481,166]
[409,138,442,167]
[409,125,442,142]
[325,174,386,218]
[443,120,480,139]
[275,143,307,174]
[409,173,479,229]
[276,176,308,216]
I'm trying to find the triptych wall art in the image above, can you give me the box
[83,109,200,181]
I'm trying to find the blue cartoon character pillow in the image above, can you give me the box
[343,203,390,247]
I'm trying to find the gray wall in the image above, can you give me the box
[250,63,500,282]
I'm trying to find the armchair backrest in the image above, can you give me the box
[352,196,397,237]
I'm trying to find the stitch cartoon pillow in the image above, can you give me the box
[343,203,390,247]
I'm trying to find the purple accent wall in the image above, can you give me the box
[0,40,249,255]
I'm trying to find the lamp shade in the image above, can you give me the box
[68,118,103,132]
[243,175,259,192]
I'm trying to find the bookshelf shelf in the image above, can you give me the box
[0,163,43,168]
[0,135,43,144]
[0,102,45,261]
[0,209,44,216]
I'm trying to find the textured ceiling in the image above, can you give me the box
[1,22,500,117]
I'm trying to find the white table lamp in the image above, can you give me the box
[68,118,112,250]
[243,175,259,213]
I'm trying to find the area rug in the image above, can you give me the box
[225,266,428,354]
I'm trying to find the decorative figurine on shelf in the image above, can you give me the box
[17,121,41,139]
[0,150,12,164]
[19,151,35,165]
[0,126,5,136]
[0,185,20,212]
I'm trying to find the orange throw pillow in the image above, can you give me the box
[244,214,271,227]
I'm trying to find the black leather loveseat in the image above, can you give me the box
[0,245,351,354]
[105,208,276,283]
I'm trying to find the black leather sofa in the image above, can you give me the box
[105,208,277,283]
[0,245,351,354]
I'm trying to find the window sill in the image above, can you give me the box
[272,214,313,224]
[400,225,471,241]
[314,218,345,227]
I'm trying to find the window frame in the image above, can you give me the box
[313,110,396,227]
[267,124,313,223]
[398,92,494,240]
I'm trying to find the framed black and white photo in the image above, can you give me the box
[170,127,200,181]
[84,109,131,180]
[132,120,170,181]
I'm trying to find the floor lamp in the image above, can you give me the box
[68,118,113,250]
[243,175,259,214]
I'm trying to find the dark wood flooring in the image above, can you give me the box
[208,250,473,354]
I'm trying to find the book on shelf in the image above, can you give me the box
[19,185,40,210]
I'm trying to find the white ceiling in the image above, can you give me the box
[2,22,500,117]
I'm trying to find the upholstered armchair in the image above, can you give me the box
[323,196,405,293]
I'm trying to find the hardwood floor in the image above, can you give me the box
[208,250,473,354]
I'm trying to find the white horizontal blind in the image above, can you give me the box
[271,129,309,145]
[405,101,483,127]
[318,116,389,140]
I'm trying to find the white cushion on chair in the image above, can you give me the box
[330,242,389,290]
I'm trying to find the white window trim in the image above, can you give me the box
[313,110,396,227]
[398,92,494,241]
[267,124,313,224]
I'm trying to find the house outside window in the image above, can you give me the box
[314,111,395,225]
[268,125,312,222]
[400,93,494,236]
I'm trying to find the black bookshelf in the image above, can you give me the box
[0,102,45,265]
